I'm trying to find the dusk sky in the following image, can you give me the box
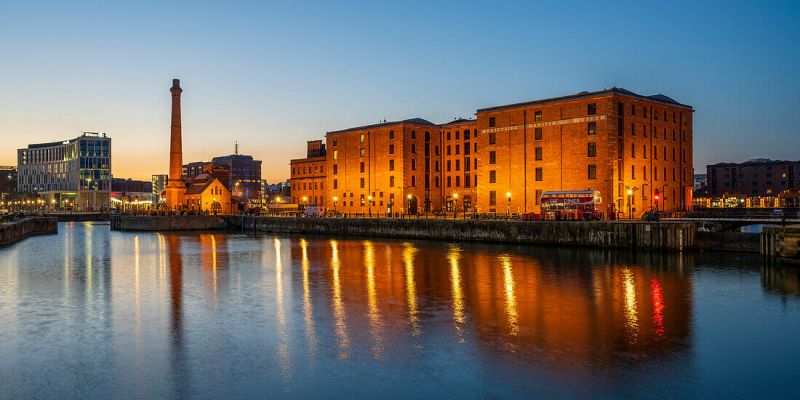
[1,0,798,182]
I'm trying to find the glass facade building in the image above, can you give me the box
[17,132,111,210]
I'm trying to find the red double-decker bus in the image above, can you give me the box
[540,190,603,221]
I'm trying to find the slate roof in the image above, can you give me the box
[477,87,693,113]
[184,173,219,195]
[327,118,437,135]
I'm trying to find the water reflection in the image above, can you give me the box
[2,223,800,399]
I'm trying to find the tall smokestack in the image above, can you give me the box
[165,79,185,210]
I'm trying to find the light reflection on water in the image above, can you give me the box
[1,222,799,399]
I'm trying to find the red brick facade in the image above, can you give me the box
[289,88,694,218]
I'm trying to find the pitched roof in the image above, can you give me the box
[476,87,693,113]
[440,118,476,126]
[327,118,437,135]
[184,173,221,195]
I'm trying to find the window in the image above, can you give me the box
[447,131,451,140]
[588,164,597,179]
[464,143,471,155]
[489,151,496,164]
[535,111,542,122]
[588,103,596,115]
[333,150,338,160]
[455,145,460,155]
[411,144,416,154]
[631,104,636,116]
[447,145,451,156]
[631,143,635,158]
[455,176,460,187]
[360,177,365,188]
[411,130,416,139]
[411,176,416,187]
[333,139,337,147]
[464,130,470,140]
[333,179,338,189]
[588,122,596,135]
[588,142,596,157]
[360,134,365,143]
[447,160,451,172]
[455,131,460,140]
[653,146,657,160]
[489,133,496,145]
[389,130,394,139]
[489,170,496,183]
[455,159,460,171]
[535,128,542,140]
[643,166,647,180]
[464,174,471,188]
[489,117,496,127]
[644,108,648,118]
[360,148,365,157]
[535,168,543,181]
[631,123,635,136]
[389,144,394,154]
[535,147,543,161]
[411,159,416,170]
[643,145,647,159]
[389,176,394,187]
[360,162,365,173]
[389,159,394,171]
[333,164,338,174]
[631,165,636,179]
[447,176,452,187]
[489,191,497,206]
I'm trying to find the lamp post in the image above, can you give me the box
[367,195,373,218]
[506,191,512,216]
[333,195,338,216]
[654,192,660,212]
[452,193,459,219]
[407,194,412,217]
[626,188,634,220]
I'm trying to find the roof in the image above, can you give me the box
[327,118,437,135]
[440,118,476,126]
[476,87,693,113]
[708,159,800,168]
[184,173,223,195]
[290,155,326,164]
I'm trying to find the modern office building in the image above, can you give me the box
[290,87,695,218]
[17,132,111,210]
[151,174,168,203]
[211,153,262,204]
[290,140,327,206]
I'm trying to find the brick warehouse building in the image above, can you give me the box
[290,140,327,205]
[327,118,442,215]
[289,87,694,218]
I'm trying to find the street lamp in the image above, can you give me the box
[452,193,459,219]
[407,194,413,216]
[506,191,512,216]
[626,188,634,220]
[333,196,338,215]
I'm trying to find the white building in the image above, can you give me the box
[17,132,111,210]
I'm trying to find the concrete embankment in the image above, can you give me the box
[762,226,800,262]
[696,231,761,253]
[0,217,58,246]
[111,215,226,231]
[46,213,111,222]
[226,216,696,251]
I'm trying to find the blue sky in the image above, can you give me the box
[0,0,798,181]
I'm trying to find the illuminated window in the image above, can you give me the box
[535,111,542,122]
[588,122,596,135]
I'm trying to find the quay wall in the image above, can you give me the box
[226,216,696,251]
[0,217,58,246]
[111,215,226,231]
[696,231,761,253]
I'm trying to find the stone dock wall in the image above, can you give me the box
[111,215,227,231]
[0,217,58,246]
[225,216,696,251]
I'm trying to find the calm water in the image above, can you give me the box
[1,223,799,399]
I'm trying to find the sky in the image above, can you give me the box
[0,0,798,182]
